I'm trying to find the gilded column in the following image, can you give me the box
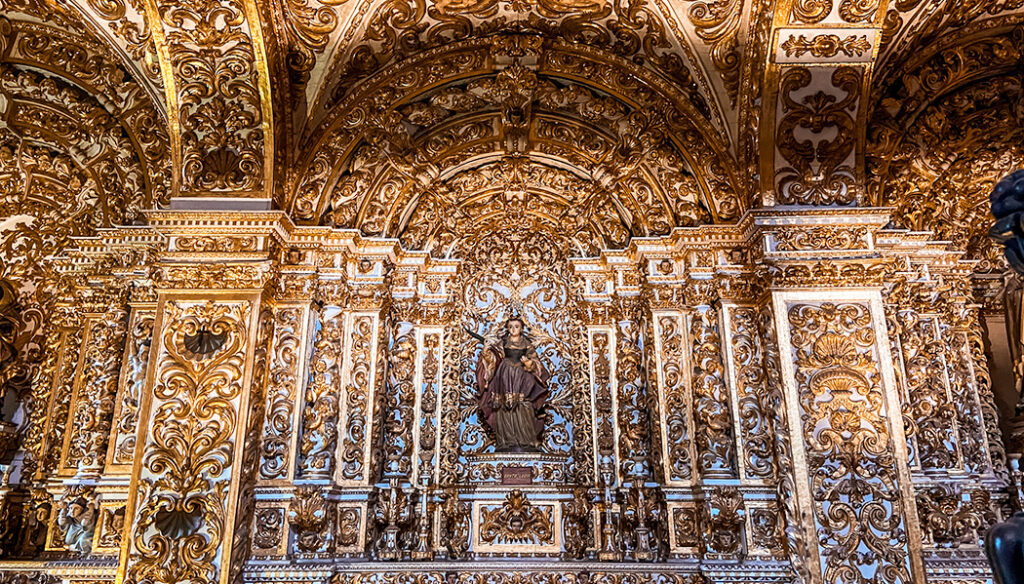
[61,291,129,478]
[718,280,776,483]
[335,257,390,488]
[34,302,87,483]
[298,284,344,480]
[685,280,737,480]
[885,270,1008,557]
[117,213,278,584]
[382,298,417,480]
[412,302,448,487]
[646,284,692,488]
[612,293,651,483]
[760,211,926,584]
[258,268,317,484]
[250,265,318,558]
[106,295,158,474]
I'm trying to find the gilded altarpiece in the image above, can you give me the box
[0,210,1011,584]
[121,291,265,584]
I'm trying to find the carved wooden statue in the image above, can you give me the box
[474,317,550,453]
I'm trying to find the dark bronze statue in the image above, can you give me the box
[988,170,1024,583]
[987,510,1024,584]
[990,169,1024,272]
[0,281,19,388]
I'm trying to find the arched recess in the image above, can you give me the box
[290,35,742,254]
[0,15,172,281]
[867,25,1024,271]
[444,224,587,479]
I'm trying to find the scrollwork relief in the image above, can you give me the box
[729,307,774,480]
[689,305,736,477]
[775,66,862,206]
[153,0,267,192]
[787,302,913,584]
[124,300,251,583]
[300,315,342,478]
[65,304,128,474]
[259,306,305,480]
[253,507,285,553]
[110,310,154,467]
[653,313,692,484]
[479,490,554,547]
[340,313,379,483]
[916,485,994,548]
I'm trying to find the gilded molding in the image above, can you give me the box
[780,33,872,58]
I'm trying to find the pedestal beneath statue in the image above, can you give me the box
[465,452,569,486]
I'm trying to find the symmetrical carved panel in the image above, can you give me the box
[147,0,271,193]
[785,301,919,584]
[475,491,558,553]
[773,66,862,205]
[123,298,258,584]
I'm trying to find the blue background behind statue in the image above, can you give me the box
[988,169,1024,583]
[990,169,1024,272]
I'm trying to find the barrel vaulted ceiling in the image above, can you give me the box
[0,0,1022,271]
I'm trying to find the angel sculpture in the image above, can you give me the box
[472,316,550,452]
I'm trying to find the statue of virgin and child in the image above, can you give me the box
[472,316,550,453]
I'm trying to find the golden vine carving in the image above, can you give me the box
[787,302,912,584]
[125,300,251,583]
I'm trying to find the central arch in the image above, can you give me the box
[289,35,742,252]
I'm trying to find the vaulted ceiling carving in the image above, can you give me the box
[0,10,171,283]
[868,25,1024,270]
[1,0,1023,270]
[289,36,742,248]
[288,0,742,141]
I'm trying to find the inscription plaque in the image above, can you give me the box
[501,466,533,485]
